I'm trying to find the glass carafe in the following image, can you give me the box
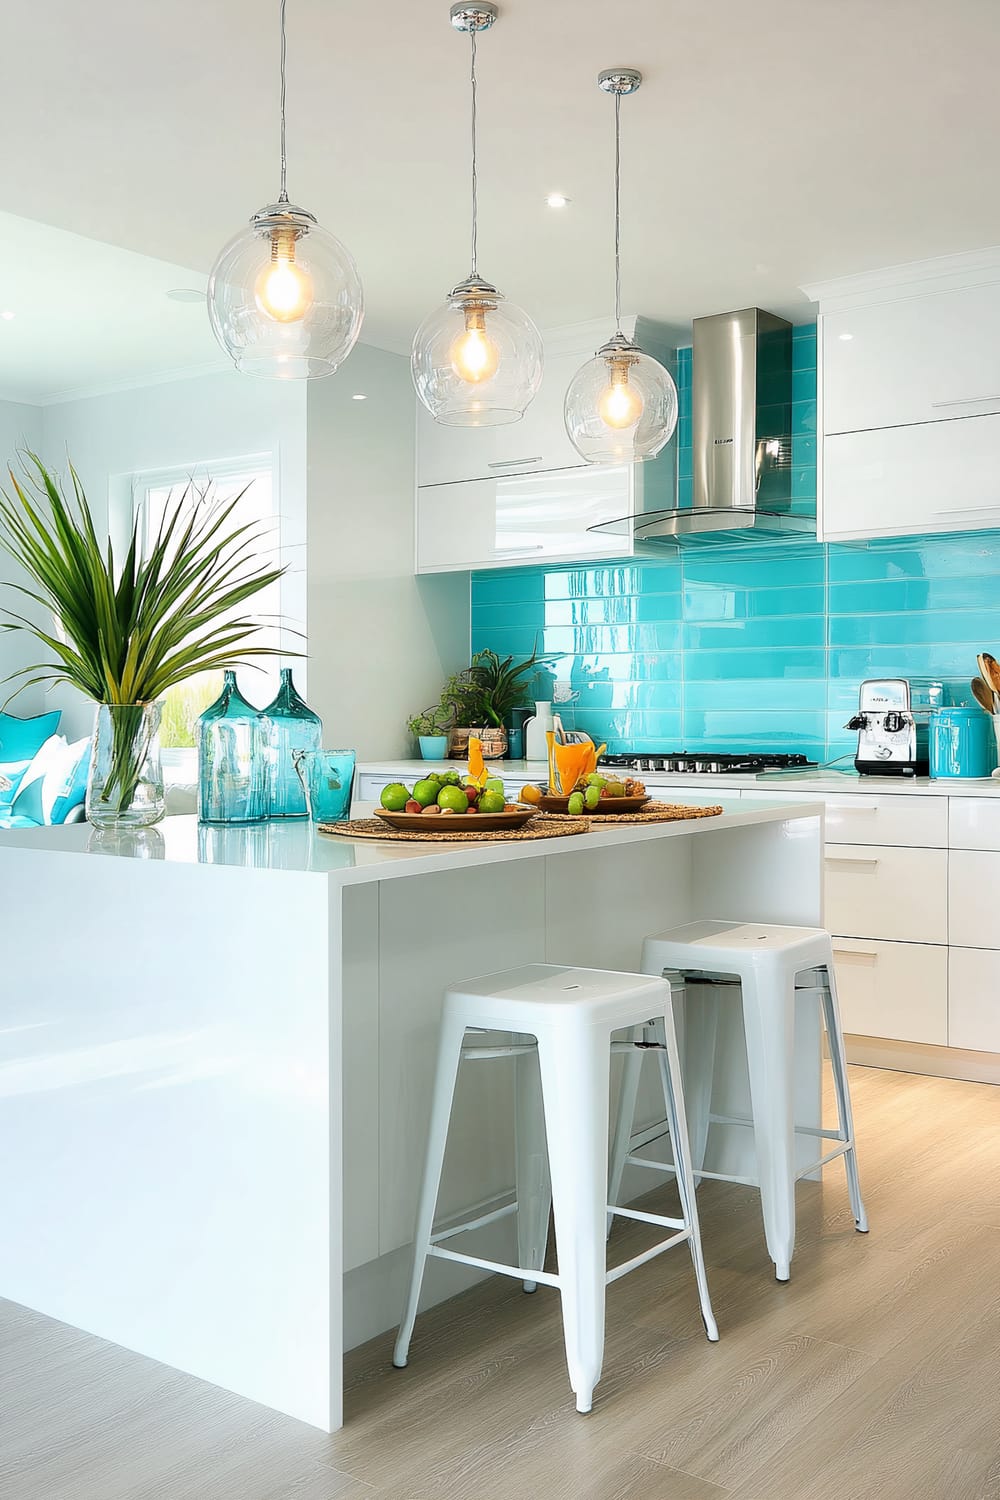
[262,669,322,818]
[198,671,268,824]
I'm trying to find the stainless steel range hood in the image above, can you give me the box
[592,306,814,544]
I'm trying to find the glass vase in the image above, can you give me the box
[198,671,268,825]
[86,702,165,829]
[262,669,322,818]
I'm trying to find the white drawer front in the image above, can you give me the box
[949,947,1000,1053]
[825,844,947,943]
[822,793,947,848]
[833,938,948,1045]
[949,850,1000,949]
[949,797,1000,852]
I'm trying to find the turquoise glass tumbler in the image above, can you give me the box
[198,671,268,824]
[293,750,356,824]
[262,669,323,818]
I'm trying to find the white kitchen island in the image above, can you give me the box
[0,798,823,1431]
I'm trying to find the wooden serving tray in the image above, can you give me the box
[537,793,651,815]
[374,805,535,833]
[319,816,590,843]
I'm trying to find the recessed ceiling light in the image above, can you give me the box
[839,332,854,341]
[165,288,206,304]
[1,310,14,321]
[352,393,367,400]
[545,192,570,209]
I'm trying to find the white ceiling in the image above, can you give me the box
[0,214,218,403]
[2,0,999,394]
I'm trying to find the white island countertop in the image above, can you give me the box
[0,798,820,882]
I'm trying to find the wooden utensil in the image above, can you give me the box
[977,652,1000,695]
[971,677,994,714]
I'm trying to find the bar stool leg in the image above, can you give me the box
[393,1012,467,1369]
[536,1023,610,1414]
[515,1046,551,1291]
[741,970,798,1282]
[654,997,719,1342]
[819,964,869,1233]
[607,1026,644,1237]
[677,979,719,1177]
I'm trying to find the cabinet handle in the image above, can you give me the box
[825,855,880,870]
[488,456,543,468]
[832,945,879,966]
[932,505,1000,518]
[489,545,544,555]
[930,396,1000,408]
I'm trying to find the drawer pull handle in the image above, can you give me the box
[832,946,879,966]
[489,456,543,468]
[489,544,545,555]
[930,396,1000,408]
[825,855,880,870]
[932,505,1000,518]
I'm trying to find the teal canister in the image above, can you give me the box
[928,707,995,779]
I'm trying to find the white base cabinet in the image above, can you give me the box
[949,948,1000,1053]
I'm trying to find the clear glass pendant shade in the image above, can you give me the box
[411,276,543,426]
[564,335,678,464]
[208,202,364,379]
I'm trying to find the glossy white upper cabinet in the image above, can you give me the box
[821,284,1000,436]
[823,415,1000,541]
[805,248,1000,541]
[416,465,635,573]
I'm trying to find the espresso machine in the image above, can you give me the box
[845,678,941,776]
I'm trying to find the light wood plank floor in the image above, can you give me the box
[1,1065,998,1499]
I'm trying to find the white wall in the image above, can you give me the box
[0,400,46,718]
[307,345,469,758]
[39,371,308,736]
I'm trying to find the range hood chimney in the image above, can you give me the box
[625,307,813,543]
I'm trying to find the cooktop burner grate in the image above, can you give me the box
[601,751,818,775]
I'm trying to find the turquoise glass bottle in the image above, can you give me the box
[197,671,268,824]
[262,669,322,818]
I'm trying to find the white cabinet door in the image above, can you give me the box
[824,844,947,943]
[415,348,590,487]
[822,284,1000,436]
[822,415,1000,541]
[949,849,1000,950]
[416,465,633,573]
[833,937,948,1045]
[949,797,1000,852]
[949,947,1000,1052]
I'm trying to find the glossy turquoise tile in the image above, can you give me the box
[792,398,817,435]
[791,465,815,500]
[677,475,693,508]
[683,616,826,651]
[792,367,816,403]
[683,583,824,620]
[677,448,693,481]
[684,709,826,747]
[684,679,827,711]
[829,577,1000,613]
[684,647,827,680]
[830,609,1000,647]
[683,550,826,589]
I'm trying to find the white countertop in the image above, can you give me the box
[358,759,1000,799]
[0,799,822,883]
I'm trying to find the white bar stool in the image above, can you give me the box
[609,922,868,1283]
[392,963,719,1415]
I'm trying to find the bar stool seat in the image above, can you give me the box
[609,922,868,1283]
[393,963,719,1414]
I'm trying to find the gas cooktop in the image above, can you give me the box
[602,752,818,775]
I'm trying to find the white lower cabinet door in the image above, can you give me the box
[949,947,1000,1052]
[824,844,947,943]
[949,849,1000,950]
[832,937,948,1045]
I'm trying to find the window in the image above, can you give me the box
[131,457,282,752]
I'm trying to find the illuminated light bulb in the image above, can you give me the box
[254,229,313,323]
[597,357,643,429]
[449,305,500,383]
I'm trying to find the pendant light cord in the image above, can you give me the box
[613,87,622,334]
[278,0,289,203]
[469,26,479,276]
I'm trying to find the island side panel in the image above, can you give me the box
[0,848,336,1432]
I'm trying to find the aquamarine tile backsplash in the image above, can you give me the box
[471,324,1000,765]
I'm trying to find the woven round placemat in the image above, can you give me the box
[318,815,591,843]
[539,800,724,824]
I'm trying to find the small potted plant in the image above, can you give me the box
[444,646,549,760]
[406,702,453,761]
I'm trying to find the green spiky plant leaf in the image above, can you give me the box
[0,454,294,812]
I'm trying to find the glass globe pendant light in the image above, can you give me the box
[411,4,543,426]
[207,0,364,380]
[564,70,677,463]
